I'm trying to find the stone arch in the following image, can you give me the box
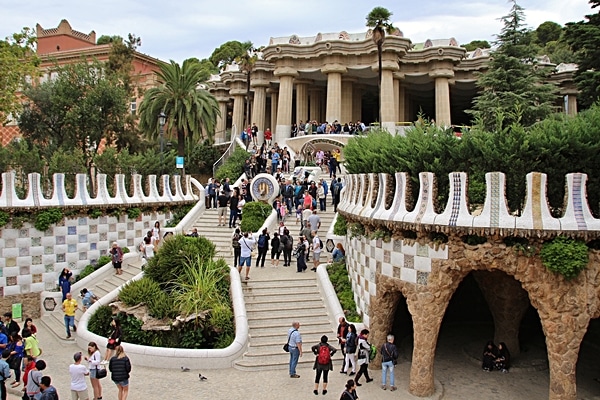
[298,137,346,156]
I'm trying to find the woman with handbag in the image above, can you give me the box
[7,333,24,387]
[85,342,103,400]
[102,318,122,363]
[380,334,399,391]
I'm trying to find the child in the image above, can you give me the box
[279,202,287,222]
[296,205,303,225]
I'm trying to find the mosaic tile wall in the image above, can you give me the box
[346,236,449,322]
[0,212,172,296]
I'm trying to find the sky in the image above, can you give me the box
[0,0,595,63]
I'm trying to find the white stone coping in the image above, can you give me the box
[75,266,248,369]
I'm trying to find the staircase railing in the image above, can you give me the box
[212,124,238,177]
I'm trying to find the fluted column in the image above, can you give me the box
[270,89,278,136]
[430,68,454,127]
[353,86,362,123]
[232,93,245,134]
[565,92,578,116]
[341,78,355,124]
[397,76,406,123]
[216,100,228,142]
[295,80,310,125]
[274,67,297,143]
[393,74,401,124]
[309,89,323,123]
[322,64,347,123]
[380,69,396,131]
[251,85,267,144]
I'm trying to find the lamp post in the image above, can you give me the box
[158,111,166,176]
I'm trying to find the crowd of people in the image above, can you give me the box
[291,120,368,137]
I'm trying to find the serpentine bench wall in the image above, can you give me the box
[0,171,202,299]
[338,171,600,400]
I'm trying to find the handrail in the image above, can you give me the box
[212,124,238,177]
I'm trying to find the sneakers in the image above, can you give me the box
[348,372,355,376]
[366,378,373,383]
[390,386,397,392]
[100,360,109,365]
[313,390,318,395]
[290,374,300,378]
[72,325,77,332]
[381,385,387,390]
[66,335,72,339]
[355,382,362,387]
[322,390,327,395]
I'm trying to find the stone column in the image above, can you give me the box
[274,67,297,143]
[309,89,323,123]
[430,68,453,127]
[341,78,355,124]
[295,80,311,125]
[216,100,228,143]
[398,81,406,123]
[353,86,362,123]
[231,93,245,135]
[565,92,578,116]
[380,69,396,131]
[322,64,346,124]
[251,85,268,145]
[270,89,278,136]
[393,73,403,123]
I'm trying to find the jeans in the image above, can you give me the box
[381,360,395,386]
[233,247,241,268]
[256,248,268,267]
[229,209,237,227]
[64,314,75,336]
[289,347,300,375]
[319,198,326,211]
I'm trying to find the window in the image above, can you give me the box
[130,98,137,115]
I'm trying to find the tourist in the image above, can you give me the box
[271,148,281,175]
[229,188,240,228]
[294,236,308,273]
[336,317,349,372]
[58,269,72,302]
[110,242,124,275]
[152,221,161,247]
[310,230,322,272]
[142,236,154,260]
[103,318,122,363]
[24,359,45,399]
[331,243,346,263]
[354,329,373,386]
[109,346,131,400]
[332,177,343,212]
[311,335,337,395]
[295,204,303,225]
[495,342,510,373]
[187,228,199,237]
[300,222,313,262]
[217,190,229,226]
[69,352,89,400]
[80,288,97,311]
[39,376,58,400]
[482,340,498,372]
[232,228,242,267]
[251,123,258,146]
[238,232,256,280]
[7,333,24,387]
[22,329,41,359]
[340,379,359,400]
[85,342,103,400]
[342,324,358,375]
[264,128,272,147]
[0,350,11,400]
[22,318,37,336]
[270,232,281,267]
[287,322,302,378]
[303,190,314,212]
[256,228,270,268]
[206,178,216,209]
[281,229,293,267]
[381,334,399,391]
[62,293,78,339]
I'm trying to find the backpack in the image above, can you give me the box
[333,183,341,196]
[258,234,267,248]
[369,344,377,361]
[232,234,241,249]
[319,238,323,249]
[317,344,331,365]
[241,131,248,141]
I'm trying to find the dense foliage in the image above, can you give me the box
[344,105,600,216]
[333,214,348,236]
[214,147,249,182]
[468,1,557,130]
[89,233,234,349]
[540,236,589,279]
[239,201,273,233]
[326,261,361,322]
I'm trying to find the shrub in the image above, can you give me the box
[240,201,273,233]
[76,265,95,282]
[122,247,130,254]
[33,208,63,232]
[166,204,194,227]
[0,211,9,228]
[147,290,176,319]
[333,214,347,236]
[541,236,589,280]
[96,255,112,267]
[326,261,361,322]
[88,208,103,219]
[127,207,141,220]
[214,147,249,182]
[87,305,114,336]
[348,222,365,239]
[144,234,216,289]
[119,277,163,307]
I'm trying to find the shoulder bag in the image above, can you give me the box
[283,329,297,352]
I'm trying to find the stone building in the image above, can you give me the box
[0,19,164,146]
[208,30,579,145]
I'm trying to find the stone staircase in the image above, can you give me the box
[40,256,145,341]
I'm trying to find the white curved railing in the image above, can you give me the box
[212,124,238,177]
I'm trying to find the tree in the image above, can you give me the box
[468,1,557,130]
[0,28,39,125]
[463,40,491,51]
[534,21,563,46]
[564,1,600,109]
[138,59,220,165]
[96,35,123,45]
[19,60,130,158]
[187,57,219,82]
[235,42,257,128]
[209,41,250,69]
[366,7,395,125]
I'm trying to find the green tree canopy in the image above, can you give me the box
[463,40,491,51]
[138,59,220,159]
[0,28,39,125]
[534,21,563,46]
[96,35,123,45]
[209,40,252,68]
[468,0,557,130]
[187,57,219,82]
[564,0,600,109]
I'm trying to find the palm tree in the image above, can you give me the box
[138,59,220,162]
[235,41,257,128]
[366,7,395,125]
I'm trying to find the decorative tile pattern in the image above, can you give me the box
[68,226,77,235]
[56,236,66,245]
[56,254,65,262]
[393,239,402,252]
[68,244,77,253]
[45,264,54,272]
[19,247,30,256]
[531,173,543,230]
[32,237,41,246]
[6,276,17,286]
[383,250,390,263]
[90,243,97,251]
[489,173,500,227]
[5,258,16,267]
[45,246,54,254]
[415,173,430,224]
[78,234,87,243]
[127,222,134,230]
[89,225,98,234]
[32,274,43,283]
[79,252,87,260]
[100,233,107,241]
[109,224,117,232]
[32,255,42,264]
[417,271,429,285]
[78,217,87,226]
[19,266,30,275]
[404,255,414,269]
[449,172,461,226]
[19,229,29,238]
[417,243,429,257]
[572,173,587,230]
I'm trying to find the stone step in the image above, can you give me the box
[247,315,331,327]
[242,292,323,304]
[244,298,324,310]
[249,332,331,347]
[248,321,333,337]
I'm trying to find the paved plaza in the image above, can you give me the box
[6,320,600,400]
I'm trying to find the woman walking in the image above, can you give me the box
[311,335,337,395]
[103,318,122,362]
[85,342,103,400]
[109,346,131,400]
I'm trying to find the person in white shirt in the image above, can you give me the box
[142,236,155,260]
[238,232,256,281]
[311,231,322,271]
[69,352,89,400]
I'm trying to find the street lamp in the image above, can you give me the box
[158,111,166,176]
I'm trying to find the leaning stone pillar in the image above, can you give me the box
[369,275,403,367]
[274,67,297,143]
[473,270,529,357]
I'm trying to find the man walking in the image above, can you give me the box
[69,352,89,400]
[381,334,399,391]
[287,322,302,378]
[310,230,322,272]
[62,293,78,339]
[238,232,256,281]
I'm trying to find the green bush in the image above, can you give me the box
[122,247,130,254]
[333,214,347,236]
[11,214,28,229]
[326,261,361,322]
[166,204,194,227]
[541,236,589,280]
[147,290,176,319]
[0,211,9,228]
[119,277,163,307]
[96,255,112,267]
[88,208,103,219]
[34,208,63,232]
[76,264,95,282]
[87,305,114,336]
[240,201,273,233]
[127,207,141,220]
[214,147,249,182]
[144,234,216,289]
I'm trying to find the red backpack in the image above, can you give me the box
[317,344,331,365]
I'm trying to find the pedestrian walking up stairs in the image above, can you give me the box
[40,256,145,341]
